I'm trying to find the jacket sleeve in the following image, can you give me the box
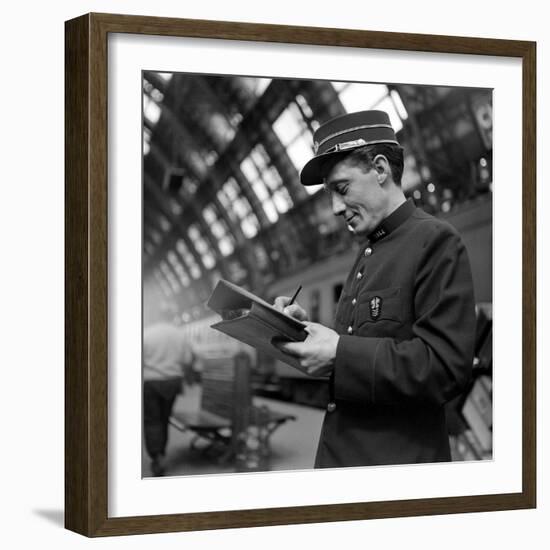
[334,226,476,407]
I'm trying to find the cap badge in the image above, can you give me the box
[325,138,368,154]
[369,296,382,320]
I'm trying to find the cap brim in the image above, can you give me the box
[299,150,350,186]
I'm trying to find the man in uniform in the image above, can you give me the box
[275,110,476,468]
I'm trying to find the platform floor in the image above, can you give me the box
[142,384,324,478]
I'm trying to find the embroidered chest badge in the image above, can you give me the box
[369,296,382,320]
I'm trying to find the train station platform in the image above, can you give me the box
[142,384,325,478]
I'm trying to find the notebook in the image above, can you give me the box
[207,279,308,370]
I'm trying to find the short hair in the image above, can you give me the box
[322,143,405,186]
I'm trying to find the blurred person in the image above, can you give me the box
[143,304,193,476]
[274,110,476,468]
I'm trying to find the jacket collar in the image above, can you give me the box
[368,199,416,243]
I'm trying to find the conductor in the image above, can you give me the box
[274,110,476,468]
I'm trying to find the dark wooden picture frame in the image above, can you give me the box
[65,12,536,537]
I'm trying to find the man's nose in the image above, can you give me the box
[331,193,346,216]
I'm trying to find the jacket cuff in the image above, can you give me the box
[334,335,379,405]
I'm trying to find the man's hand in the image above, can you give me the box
[273,296,309,321]
[277,322,339,377]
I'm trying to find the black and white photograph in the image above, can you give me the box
[2,0,542,543]
[141,73,493,478]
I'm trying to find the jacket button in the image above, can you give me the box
[327,402,336,412]
[352,298,357,306]
[347,326,353,334]
[356,272,363,280]
[364,247,372,256]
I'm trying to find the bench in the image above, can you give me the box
[169,351,295,470]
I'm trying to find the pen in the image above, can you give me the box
[288,285,302,307]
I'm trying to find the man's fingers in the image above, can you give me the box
[273,296,290,312]
[276,341,304,357]
[283,304,307,321]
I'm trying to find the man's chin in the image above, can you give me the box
[349,221,368,234]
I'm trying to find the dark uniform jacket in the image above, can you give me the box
[315,199,476,468]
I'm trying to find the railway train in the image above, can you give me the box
[177,194,492,408]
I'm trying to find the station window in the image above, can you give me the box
[295,94,318,128]
[204,150,218,167]
[390,89,408,121]
[273,96,323,195]
[176,239,202,279]
[156,72,173,84]
[159,260,180,293]
[374,96,405,133]
[332,82,405,133]
[149,228,162,245]
[169,198,182,216]
[183,174,200,196]
[241,77,272,98]
[227,258,247,282]
[253,243,270,270]
[209,269,223,288]
[273,101,315,174]
[188,224,216,269]
[255,78,271,96]
[153,269,172,297]
[158,214,171,232]
[167,250,190,287]
[217,178,259,239]
[202,205,235,257]
[207,112,236,147]
[143,78,165,103]
[143,126,152,155]
[240,144,292,224]
[143,87,162,126]
[180,151,207,181]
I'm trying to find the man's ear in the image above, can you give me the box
[373,154,390,185]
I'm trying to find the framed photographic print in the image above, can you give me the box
[65,13,536,537]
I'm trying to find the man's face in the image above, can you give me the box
[324,159,389,237]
